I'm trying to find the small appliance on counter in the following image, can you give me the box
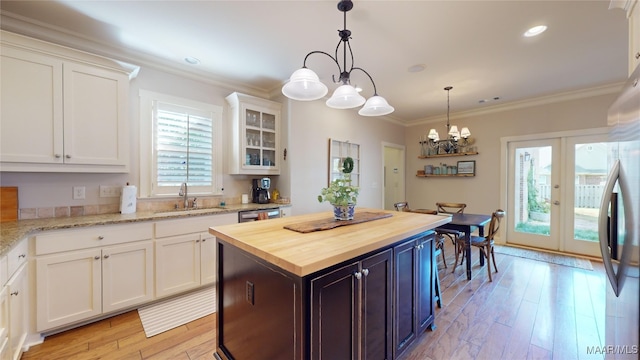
[252,178,271,204]
[120,183,137,214]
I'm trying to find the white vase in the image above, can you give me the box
[333,204,355,221]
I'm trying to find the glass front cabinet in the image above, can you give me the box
[226,92,281,175]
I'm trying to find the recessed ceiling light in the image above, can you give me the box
[524,25,547,37]
[184,57,200,65]
[407,64,426,73]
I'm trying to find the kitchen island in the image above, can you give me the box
[209,208,450,360]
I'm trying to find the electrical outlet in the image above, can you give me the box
[99,185,121,198]
[73,186,86,200]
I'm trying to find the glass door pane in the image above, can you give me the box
[507,139,560,250]
[564,135,612,256]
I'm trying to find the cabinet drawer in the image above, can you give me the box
[155,213,237,238]
[7,239,27,277]
[35,222,153,255]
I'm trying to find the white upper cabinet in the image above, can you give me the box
[226,92,281,175]
[0,31,137,173]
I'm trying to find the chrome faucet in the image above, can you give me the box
[179,182,188,208]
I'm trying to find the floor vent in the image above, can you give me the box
[138,286,216,337]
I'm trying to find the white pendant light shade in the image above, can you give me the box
[326,84,366,109]
[460,127,471,138]
[448,125,459,136]
[358,95,394,116]
[281,68,328,101]
[428,129,439,140]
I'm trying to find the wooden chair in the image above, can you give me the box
[436,202,467,214]
[434,202,466,269]
[393,202,410,212]
[455,209,505,282]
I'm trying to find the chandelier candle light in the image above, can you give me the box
[421,86,471,156]
[281,0,394,117]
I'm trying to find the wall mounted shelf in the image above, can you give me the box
[416,174,475,178]
[418,151,478,159]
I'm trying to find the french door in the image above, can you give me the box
[506,132,609,257]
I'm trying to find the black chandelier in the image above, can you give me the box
[423,86,471,155]
[281,0,394,116]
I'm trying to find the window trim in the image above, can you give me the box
[139,90,223,198]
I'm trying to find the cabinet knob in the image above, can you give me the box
[354,271,362,280]
[196,240,200,243]
[18,254,26,259]
[202,239,207,242]
[361,268,369,277]
[94,256,100,260]
[635,52,640,60]
[10,291,19,296]
[98,236,104,240]
[55,154,62,158]
[65,154,72,159]
[104,254,110,259]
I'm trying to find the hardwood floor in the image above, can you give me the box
[21,240,605,360]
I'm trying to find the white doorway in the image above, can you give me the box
[502,128,609,257]
[382,143,405,210]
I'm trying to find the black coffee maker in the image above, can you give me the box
[252,178,271,204]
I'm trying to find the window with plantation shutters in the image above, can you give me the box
[139,90,223,197]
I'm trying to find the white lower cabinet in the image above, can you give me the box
[200,232,217,286]
[0,283,9,360]
[34,223,154,332]
[7,264,26,360]
[35,241,153,332]
[154,213,236,298]
[155,234,202,298]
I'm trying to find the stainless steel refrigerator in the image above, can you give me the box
[598,63,640,358]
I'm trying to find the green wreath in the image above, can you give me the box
[342,157,354,174]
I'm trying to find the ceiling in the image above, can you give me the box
[0,0,630,125]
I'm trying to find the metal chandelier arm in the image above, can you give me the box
[302,50,343,82]
[352,67,378,96]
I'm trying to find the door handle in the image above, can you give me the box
[598,160,620,296]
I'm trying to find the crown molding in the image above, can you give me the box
[0,11,268,99]
[405,82,624,127]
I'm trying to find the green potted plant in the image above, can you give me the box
[318,157,359,220]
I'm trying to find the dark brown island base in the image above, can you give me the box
[209,208,451,360]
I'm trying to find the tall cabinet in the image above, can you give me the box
[0,30,137,173]
[226,92,281,175]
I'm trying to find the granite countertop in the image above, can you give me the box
[0,203,286,256]
[210,208,451,277]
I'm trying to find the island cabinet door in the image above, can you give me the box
[310,261,360,360]
[416,235,435,333]
[393,232,436,359]
[361,249,393,360]
[393,239,418,358]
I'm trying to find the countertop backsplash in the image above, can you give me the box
[18,195,245,220]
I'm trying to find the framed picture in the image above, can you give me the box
[457,160,476,175]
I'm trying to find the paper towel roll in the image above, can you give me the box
[120,185,137,214]
[241,194,249,204]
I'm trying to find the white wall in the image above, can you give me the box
[405,92,617,215]
[286,99,406,215]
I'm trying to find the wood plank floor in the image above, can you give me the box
[21,239,606,360]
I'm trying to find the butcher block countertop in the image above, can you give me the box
[209,208,451,277]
